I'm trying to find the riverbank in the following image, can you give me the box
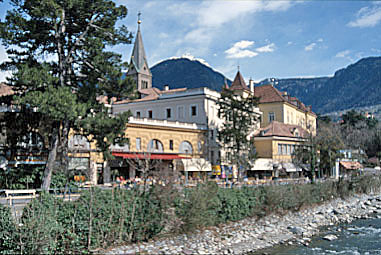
[106,192,381,255]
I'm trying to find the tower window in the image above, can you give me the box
[166,108,172,119]
[148,110,153,119]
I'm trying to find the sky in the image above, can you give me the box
[0,0,381,82]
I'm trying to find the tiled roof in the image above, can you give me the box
[254,84,316,115]
[340,161,363,170]
[113,87,187,105]
[0,83,14,97]
[229,71,249,91]
[254,84,285,103]
[254,121,309,138]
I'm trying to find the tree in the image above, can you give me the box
[217,88,260,179]
[0,0,135,189]
[292,121,344,180]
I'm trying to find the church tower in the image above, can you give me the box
[127,13,152,90]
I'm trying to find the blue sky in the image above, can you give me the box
[1,0,381,82]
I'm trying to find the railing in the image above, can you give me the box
[129,117,207,130]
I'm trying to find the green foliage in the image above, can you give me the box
[218,88,260,170]
[0,166,44,189]
[0,204,18,254]
[0,0,136,189]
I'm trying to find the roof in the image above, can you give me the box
[340,161,363,170]
[0,83,14,97]
[254,84,286,103]
[113,87,188,105]
[254,121,309,138]
[129,25,150,74]
[254,84,316,116]
[229,71,249,91]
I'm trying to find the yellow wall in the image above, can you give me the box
[254,139,273,158]
[259,101,317,135]
[254,137,306,163]
[259,102,284,127]
[124,123,206,156]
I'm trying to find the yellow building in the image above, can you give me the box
[253,121,309,178]
[254,84,317,135]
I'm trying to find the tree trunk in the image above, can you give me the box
[41,131,59,190]
[103,160,111,184]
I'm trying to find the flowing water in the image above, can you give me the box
[251,216,381,255]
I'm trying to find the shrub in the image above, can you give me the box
[0,204,18,254]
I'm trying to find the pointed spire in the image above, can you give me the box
[229,70,249,91]
[129,12,150,73]
[127,12,152,90]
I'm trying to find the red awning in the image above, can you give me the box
[112,152,190,160]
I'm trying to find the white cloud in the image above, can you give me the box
[287,41,293,45]
[348,5,381,28]
[256,43,276,53]
[304,43,316,51]
[317,38,323,42]
[196,1,293,28]
[225,40,258,59]
[335,50,351,58]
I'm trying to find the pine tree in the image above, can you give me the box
[0,0,135,189]
[217,88,260,179]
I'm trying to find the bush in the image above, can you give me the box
[15,187,166,254]
[0,204,18,254]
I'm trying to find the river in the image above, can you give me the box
[251,216,381,255]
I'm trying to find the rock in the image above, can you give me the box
[323,234,338,241]
[288,226,304,235]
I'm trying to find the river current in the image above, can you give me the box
[252,216,381,255]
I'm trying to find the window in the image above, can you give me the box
[210,129,214,139]
[148,139,164,152]
[179,141,193,154]
[136,111,141,118]
[287,145,291,155]
[169,140,173,150]
[166,108,171,119]
[282,144,287,155]
[191,105,197,116]
[269,112,275,122]
[178,106,184,119]
[211,151,215,164]
[141,80,148,89]
[148,110,153,119]
[136,138,141,151]
[278,144,282,155]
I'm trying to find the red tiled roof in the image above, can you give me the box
[254,84,316,116]
[340,161,363,170]
[113,87,188,105]
[254,121,309,138]
[0,83,14,97]
[254,84,285,103]
[229,71,249,91]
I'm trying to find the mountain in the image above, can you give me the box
[258,57,381,114]
[151,56,381,116]
[151,58,231,91]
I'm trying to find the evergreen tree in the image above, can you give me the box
[0,0,135,189]
[217,88,260,178]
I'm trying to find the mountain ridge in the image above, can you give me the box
[151,56,381,116]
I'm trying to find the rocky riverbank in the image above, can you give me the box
[105,192,381,255]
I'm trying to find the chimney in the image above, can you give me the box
[249,78,254,93]
[164,85,169,91]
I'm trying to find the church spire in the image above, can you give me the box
[127,12,152,90]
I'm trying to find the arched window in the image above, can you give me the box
[68,135,90,150]
[147,139,164,152]
[179,141,193,154]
